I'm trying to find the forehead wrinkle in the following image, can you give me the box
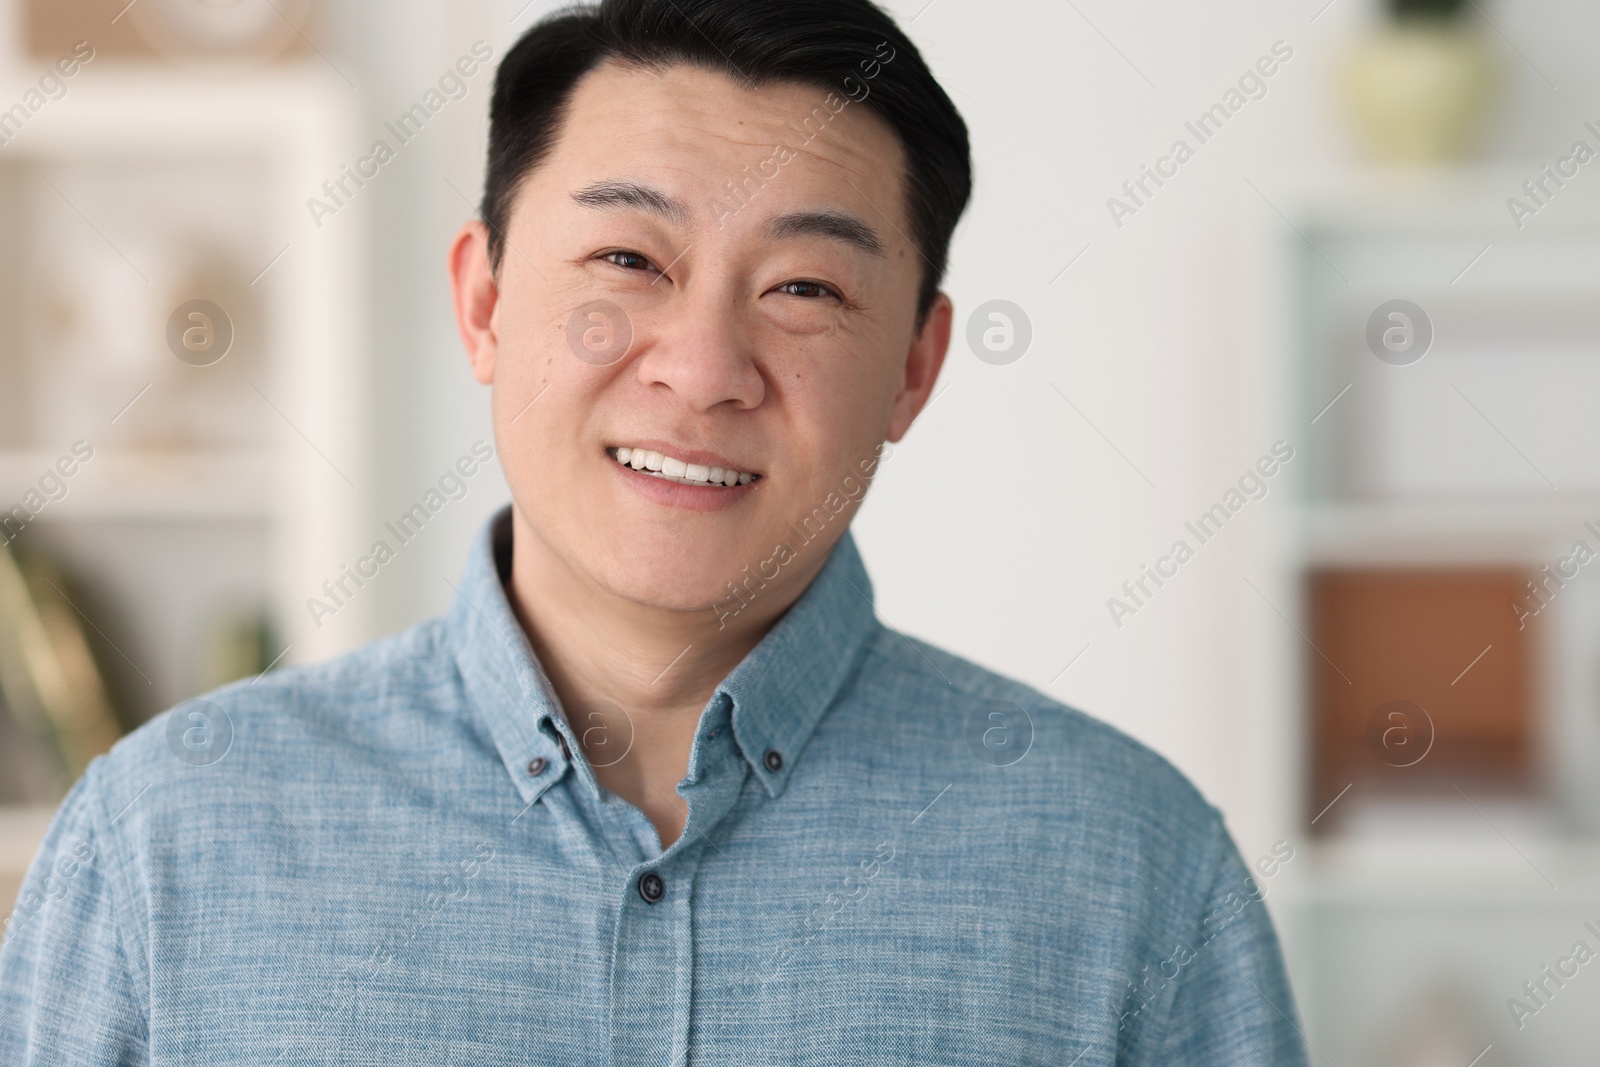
[775,125,907,228]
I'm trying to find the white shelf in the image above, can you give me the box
[1298,499,1600,566]
[0,62,352,160]
[1256,163,1600,233]
[0,449,277,521]
[1303,832,1600,908]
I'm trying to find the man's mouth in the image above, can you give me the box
[606,446,760,487]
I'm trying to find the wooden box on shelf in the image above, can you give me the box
[1308,567,1537,829]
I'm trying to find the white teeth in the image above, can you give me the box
[608,447,758,487]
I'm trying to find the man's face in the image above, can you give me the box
[457,59,948,616]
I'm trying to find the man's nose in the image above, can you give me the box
[632,290,766,413]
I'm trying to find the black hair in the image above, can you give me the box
[480,0,971,327]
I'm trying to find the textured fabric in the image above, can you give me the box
[1,506,1307,1065]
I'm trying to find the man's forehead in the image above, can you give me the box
[568,59,860,132]
[550,58,907,220]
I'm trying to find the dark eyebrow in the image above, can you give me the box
[571,180,689,224]
[765,210,886,257]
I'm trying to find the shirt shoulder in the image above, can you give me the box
[851,620,1222,908]
[852,626,1218,831]
[82,617,468,824]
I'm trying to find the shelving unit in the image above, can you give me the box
[1257,165,1600,1064]
[0,63,369,904]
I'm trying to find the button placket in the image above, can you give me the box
[610,855,698,1067]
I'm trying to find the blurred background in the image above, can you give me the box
[2,0,1599,1060]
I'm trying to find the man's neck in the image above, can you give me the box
[502,507,827,847]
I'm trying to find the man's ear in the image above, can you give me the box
[886,291,952,442]
[449,220,499,385]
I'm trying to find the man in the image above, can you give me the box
[1,0,1307,1062]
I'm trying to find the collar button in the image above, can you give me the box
[763,749,783,772]
[526,756,547,776]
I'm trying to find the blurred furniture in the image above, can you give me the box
[25,0,314,65]
[0,59,366,849]
[1264,164,1600,1064]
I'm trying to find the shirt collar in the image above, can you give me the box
[447,505,879,803]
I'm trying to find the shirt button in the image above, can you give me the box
[526,756,547,776]
[638,871,665,904]
[763,749,783,772]
[557,735,571,761]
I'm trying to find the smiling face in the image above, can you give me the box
[451,59,950,621]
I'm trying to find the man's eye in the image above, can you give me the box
[776,280,836,300]
[601,250,655,272]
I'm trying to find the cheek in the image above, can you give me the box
[775,350,896,475]
[488,305,596,478]
[490,309,557,408]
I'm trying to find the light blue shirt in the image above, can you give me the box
[1,507,1307,1064]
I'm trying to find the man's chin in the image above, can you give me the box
[595,526,842,628]
[598,555,760,615]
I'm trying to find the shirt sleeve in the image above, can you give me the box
[0,761,149,1065]
[1152,817,1309,1067]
